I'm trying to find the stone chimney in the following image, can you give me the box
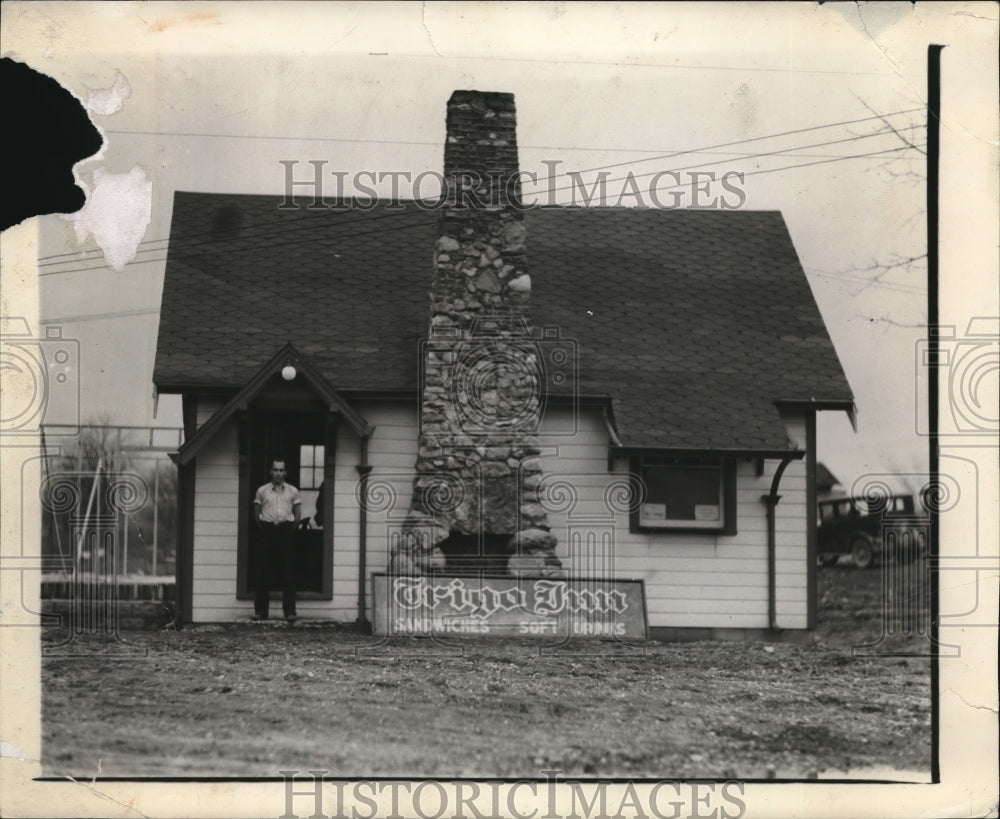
[392,91,560,577]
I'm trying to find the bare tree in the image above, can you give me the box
[53,414,136,473]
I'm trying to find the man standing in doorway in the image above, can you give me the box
[253,458,301,623]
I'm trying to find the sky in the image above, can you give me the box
[3,1,998,495]
[1,5,998,815]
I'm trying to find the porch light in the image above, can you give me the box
[281,365,297,381]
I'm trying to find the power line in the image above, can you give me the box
[41,212,438,279]
[100,106,923,155]
[103,129,444,146]
[41,308,161,324]
[38,197,439,268]
[40,142,927,320]
[40,146,928,286]
[38,108,924,266]
[36,111,926,277]
[524,129,925,199]
[731,144,924,180]
[38,255,170,277]
[37,141,926,280]
[523,108,924,184]
[37,125,925,274]
[367,50,912,77]
[36,142,924,285]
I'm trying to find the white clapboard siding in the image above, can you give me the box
[329,418,363,619]
[773,413,808,628]
[194,464,239,481]
[191,541,237,564]
[191,563,238,580]
[533,407,810,630]
[196,399,225,428]
[190,411,240,621]
[189,398,419,622]
[330,402,416,619]
[188,396,811,630]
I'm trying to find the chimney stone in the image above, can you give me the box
[393,91,561,579]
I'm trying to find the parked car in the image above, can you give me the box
[817,494,928,568]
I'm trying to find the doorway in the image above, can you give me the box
[244,410,329,597]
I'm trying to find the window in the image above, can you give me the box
[299,444,324,489]
[630,456,736,535]
[298,444,325,527]
[837,499,860,519]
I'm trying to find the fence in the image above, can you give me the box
[40,424,183,583]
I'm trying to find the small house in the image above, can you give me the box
[154,91,854,639]
[816,462,844,502]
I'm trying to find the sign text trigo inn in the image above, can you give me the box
[372,574,648,639]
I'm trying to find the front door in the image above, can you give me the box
[245,411,327,596]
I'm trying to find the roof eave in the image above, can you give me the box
[775,397,858,431]
[175,344,373,466]
[609,446,805,461]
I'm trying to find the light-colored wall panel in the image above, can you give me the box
[187,400,815,631]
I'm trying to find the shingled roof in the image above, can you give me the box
[154,192,853,452]
[816,462,841,490]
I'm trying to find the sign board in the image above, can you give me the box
[372,573,648,639]
[641,503,666,520]
[694,504,720,521]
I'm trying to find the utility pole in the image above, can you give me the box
[926,42,944,787]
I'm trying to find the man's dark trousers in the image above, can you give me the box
[255,521,297,618]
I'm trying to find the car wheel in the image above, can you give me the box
[851,536,875,569]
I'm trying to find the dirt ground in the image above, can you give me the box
[40,562,932,780]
